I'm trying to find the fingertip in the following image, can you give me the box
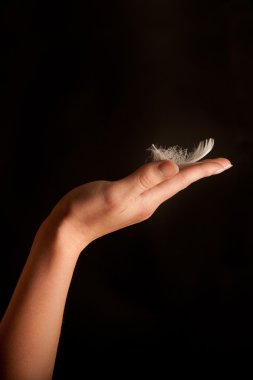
[215,157,233,167]
[213,163,233,175]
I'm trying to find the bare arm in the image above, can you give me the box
[0,158,232,380]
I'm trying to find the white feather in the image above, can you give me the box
[147,138,214,168]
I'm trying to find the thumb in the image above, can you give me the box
[115,160,179,198]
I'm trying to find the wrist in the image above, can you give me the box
[34,201,92,262]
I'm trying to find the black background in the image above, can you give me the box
[1,0,253,376]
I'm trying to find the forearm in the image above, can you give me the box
[0,157,232,380]
[0,206,88,380]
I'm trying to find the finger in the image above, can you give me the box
[112,160,179,199]
[140,158,232,207]
[180,157,232,168]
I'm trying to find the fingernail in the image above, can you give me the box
[158,161,179,177]
[213,163,233,175]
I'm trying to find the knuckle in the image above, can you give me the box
[137,206,153,221]
[138,170,153,190]
[103,185,120,208]
[178,171,190,189]
[202,166,214,177]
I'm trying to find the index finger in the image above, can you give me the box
[140,157,232,207]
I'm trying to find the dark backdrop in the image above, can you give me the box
[1,0,253,375]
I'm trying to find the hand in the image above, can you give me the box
[50,157,232,251]
[0,156,232,380]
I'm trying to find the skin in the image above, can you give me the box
[0,157,232,380]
